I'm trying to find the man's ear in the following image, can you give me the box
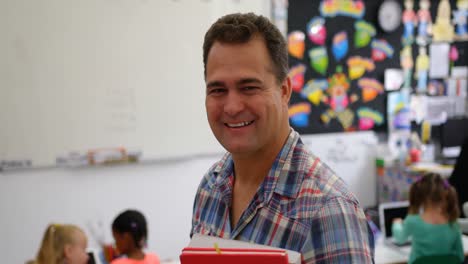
[281,76,292,105]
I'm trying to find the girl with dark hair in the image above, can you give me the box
[111,209,160,264]
[391,173,463,263]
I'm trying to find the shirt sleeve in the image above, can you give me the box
[392,215,415,244]
[391,216,413,244]
[303,197,374,263]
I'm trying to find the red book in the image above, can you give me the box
[180,247,289,264]
[180,234,301,264]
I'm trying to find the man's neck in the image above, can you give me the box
[229,127,291,228]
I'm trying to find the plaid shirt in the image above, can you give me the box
[191,129,374,263]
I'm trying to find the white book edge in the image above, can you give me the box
[188,234,301,264]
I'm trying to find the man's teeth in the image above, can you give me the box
[227,121,253,128]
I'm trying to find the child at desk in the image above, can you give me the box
[111,209,160,264]
[27,223,89,264]
[392,172,464,263]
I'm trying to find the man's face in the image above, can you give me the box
[205,37,291,157]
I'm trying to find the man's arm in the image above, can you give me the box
[303,197,374,263]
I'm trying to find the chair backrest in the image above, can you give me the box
[464,202,468,217]
[412,254,460,264]
[449,137,468,217]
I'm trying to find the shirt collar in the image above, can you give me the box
[210,129,303,199]
[268,129,303,199]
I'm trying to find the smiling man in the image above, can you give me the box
[190,13,374,263]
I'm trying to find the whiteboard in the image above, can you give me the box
[301,131,378,207]
[2,0,270,167]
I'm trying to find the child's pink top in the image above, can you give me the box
[111,253,160,264]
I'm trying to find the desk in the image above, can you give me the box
[375,234,468,264]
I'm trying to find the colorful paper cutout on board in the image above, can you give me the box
[415,46,429,93]
[433,0,455,42]
[321,108,356,131]
[416,0,432,45]
[453,0,468,40]
[402,0,418,45]
[371,39,394,62]
[357,107,384,130]
[332,31,348,61]
[288,64,306,93]
[428,80,446,96]
[387,90,411,131]
[449,45,459,72]
[347,56,375,80]
[354,20,376,48]
[307,17,327,45]
[319,0,365,19]
[400,46,413,89]
[325,67,352,112]
[393,106,411,130]
[288,103,311,127]
[320,67,358,131]
[309,47,329,75]
[288,31,305,59]
[358,78,384,102]
[301,79,328,105]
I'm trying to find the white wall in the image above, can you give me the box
[2,0,271,167]
[0,156,220,263]
[0,131,378,264]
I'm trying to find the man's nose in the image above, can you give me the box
[224,91,245,116]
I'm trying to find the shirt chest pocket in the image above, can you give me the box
[241,206,310,252]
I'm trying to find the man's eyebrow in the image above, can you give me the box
[206,78,263,88]
[206,81,224,88]
[237,78,263,86]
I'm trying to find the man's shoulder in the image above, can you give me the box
[290,144,359,206]
[198,153,231,189]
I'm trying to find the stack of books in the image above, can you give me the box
[180,234,301,264]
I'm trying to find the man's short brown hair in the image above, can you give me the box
[203,12,288,84]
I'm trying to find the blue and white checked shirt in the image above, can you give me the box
[191,129,374,263]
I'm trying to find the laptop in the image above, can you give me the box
[378,201,412,247]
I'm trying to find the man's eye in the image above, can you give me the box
[243,86,258,91]
[208,88,225,94]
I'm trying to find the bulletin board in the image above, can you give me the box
[1,0,269,169]
[287,0,468,135]
[287,0,394,134]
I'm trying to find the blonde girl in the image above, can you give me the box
[27,223,89,264]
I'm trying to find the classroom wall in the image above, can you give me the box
[0,156,219,263]
[2,0,272,168]
[0,132,377,264]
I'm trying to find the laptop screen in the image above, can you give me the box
[379,201,409,239]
